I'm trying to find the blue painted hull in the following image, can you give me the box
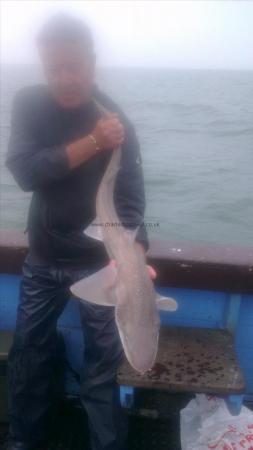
[1,273,253,400]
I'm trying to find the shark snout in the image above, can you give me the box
[119,324,159,373]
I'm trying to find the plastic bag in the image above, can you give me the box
[180,394,253,450]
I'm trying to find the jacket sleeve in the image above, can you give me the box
[5,90,71,192]
[114,119,149,252]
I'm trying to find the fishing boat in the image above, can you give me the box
[1,230,253,449]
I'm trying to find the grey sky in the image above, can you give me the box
[1,0,253,69]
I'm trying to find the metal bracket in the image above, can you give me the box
[120,385,134,408]
[224,293,242,334]
[225,394,244,416]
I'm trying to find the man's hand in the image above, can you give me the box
[65,113,125,170]
[109,259,157,280]
[134,241,157,279]
[92,113,125,151]
[146,264,157,280]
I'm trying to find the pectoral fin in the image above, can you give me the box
[70,265,117,306]
[156,294,178,311]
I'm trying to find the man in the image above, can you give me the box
[5,13,155,450]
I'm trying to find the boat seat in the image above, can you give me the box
[117,326,245,414]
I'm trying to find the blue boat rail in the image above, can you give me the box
[0,230,253,416]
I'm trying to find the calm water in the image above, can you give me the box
[1,65,253,245]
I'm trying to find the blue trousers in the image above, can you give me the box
[7,256,127,450]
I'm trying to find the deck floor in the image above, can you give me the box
[0,392,188,450]
[1,394,253,449]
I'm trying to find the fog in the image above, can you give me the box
[1,0,253,69]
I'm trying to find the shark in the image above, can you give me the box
[70,99,178,373]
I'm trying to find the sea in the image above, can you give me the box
[1,66,253,246]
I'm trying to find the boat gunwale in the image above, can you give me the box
[0,229,253,293]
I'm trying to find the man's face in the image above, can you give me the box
[39,42,95,109]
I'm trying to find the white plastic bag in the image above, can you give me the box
[180,394,253,450]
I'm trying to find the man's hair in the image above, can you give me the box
[37,13,94,54]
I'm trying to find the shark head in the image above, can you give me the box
[115,277,160,373]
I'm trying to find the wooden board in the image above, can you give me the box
[117,327,245,395]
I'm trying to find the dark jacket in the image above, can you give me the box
[6,84,149,267]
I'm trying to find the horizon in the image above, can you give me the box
[1,63,253,73]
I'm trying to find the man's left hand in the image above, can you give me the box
[109,260,157,280]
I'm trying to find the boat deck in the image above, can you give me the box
[1,232,253,447]
[0,393,188,450]
[1,395,253,450]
